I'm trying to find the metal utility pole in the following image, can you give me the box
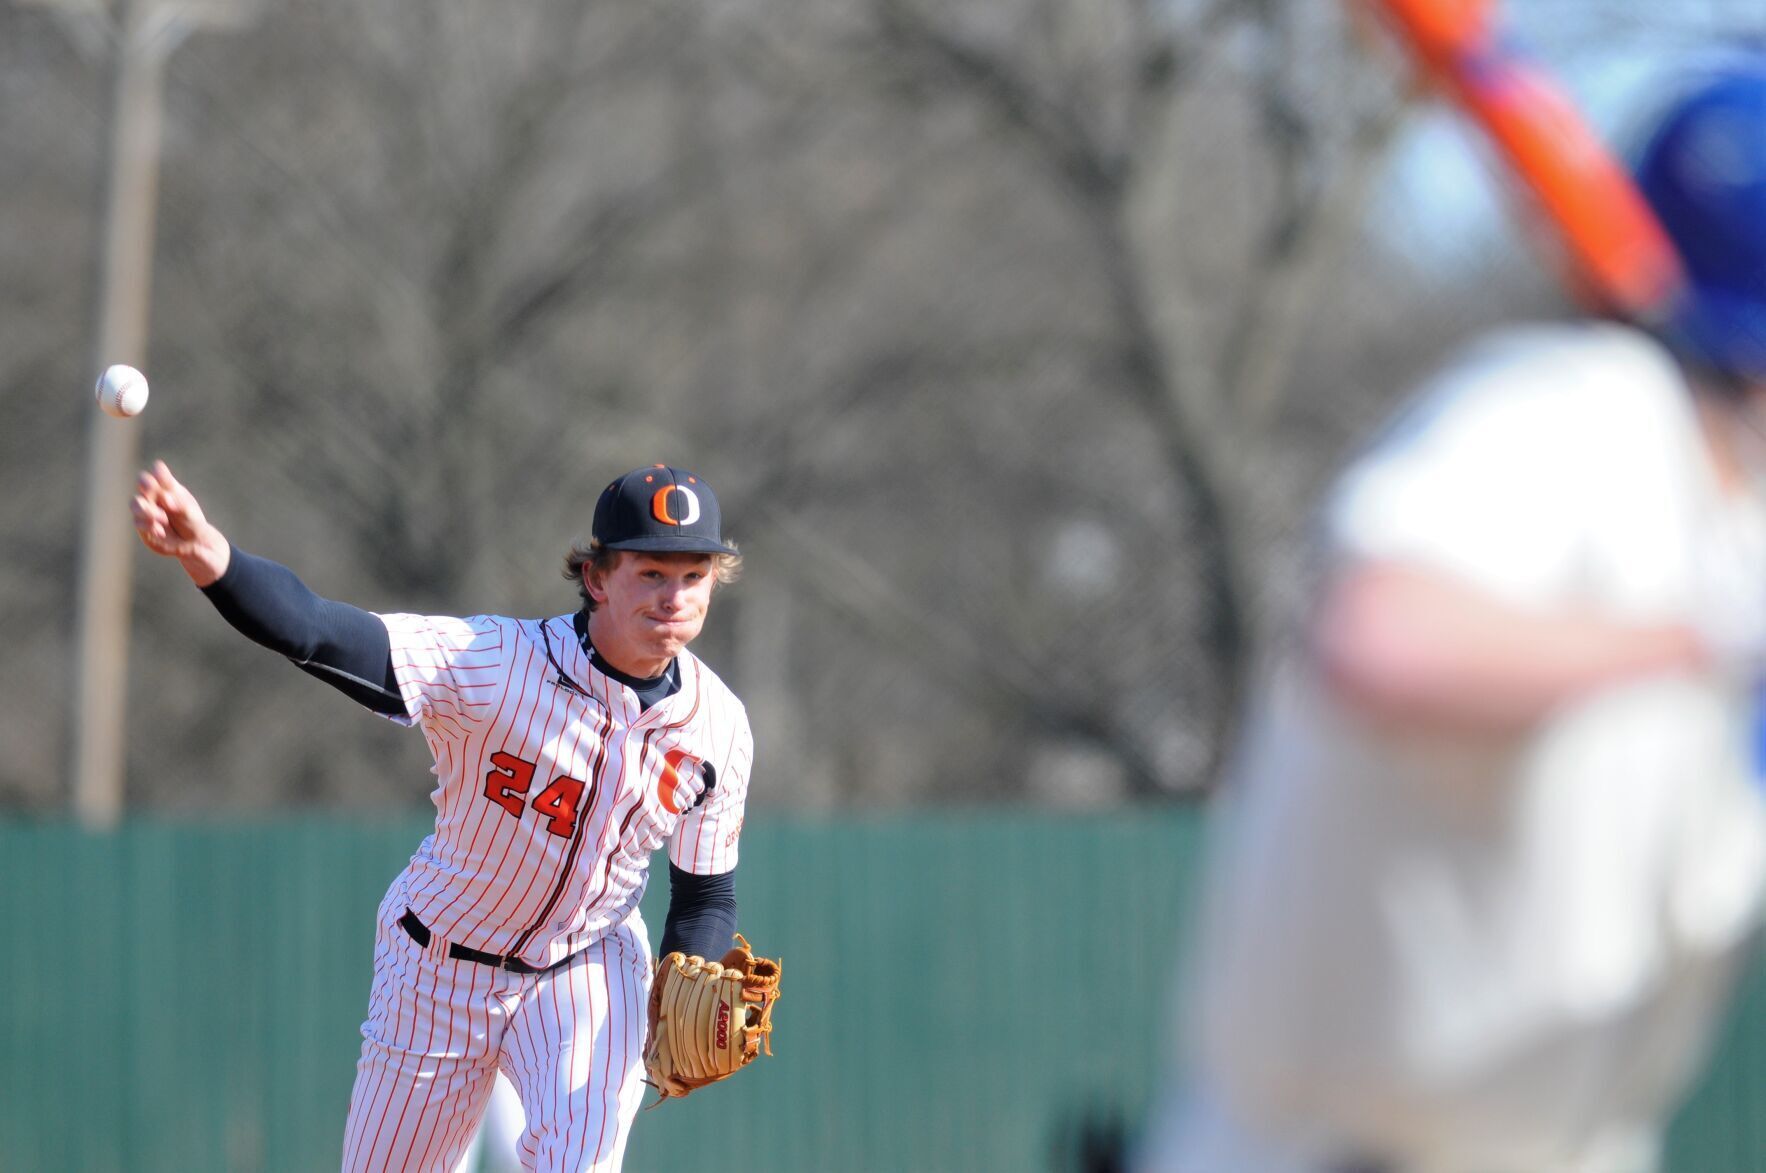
[46,0,249,828]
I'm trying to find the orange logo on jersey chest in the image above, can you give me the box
[658,746,703,815]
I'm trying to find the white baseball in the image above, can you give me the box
[95,363,150,418]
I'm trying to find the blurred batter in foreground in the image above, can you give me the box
[1138,64,1766,1173]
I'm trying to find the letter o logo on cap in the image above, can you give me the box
[651,485,702,526]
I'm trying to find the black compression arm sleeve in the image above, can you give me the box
[658,864,738,960]
[199,544,407,717]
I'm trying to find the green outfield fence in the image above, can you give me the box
[0,814,1760,1172]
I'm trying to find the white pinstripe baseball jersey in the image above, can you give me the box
[379,611,752,969]
[341,608,751,1171]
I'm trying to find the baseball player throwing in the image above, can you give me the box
[133,461,755,1171]
[1136,64,1766,1173]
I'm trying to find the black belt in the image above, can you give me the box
[399,908,570,976]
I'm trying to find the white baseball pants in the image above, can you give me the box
[341,902,652,1172]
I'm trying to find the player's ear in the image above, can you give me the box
[582,554,616,605]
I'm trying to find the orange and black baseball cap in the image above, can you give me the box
[592,465,737,555]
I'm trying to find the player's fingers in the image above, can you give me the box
[134,522,176,553]
[151,461,191,509]
[144,465,200,526]
[156,462,208,525]
[130,486,199,556]
[130,489,172,535]
[132,516,175,554]
[668,773,703,813]
[134,469,170,511]
[158,462,189,499]
[136,477,189,533]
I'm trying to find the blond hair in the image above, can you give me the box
[561,540,743,609]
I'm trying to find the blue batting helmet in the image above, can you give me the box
[1634,63,1766,380]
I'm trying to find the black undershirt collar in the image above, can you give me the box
[572,609,680,711]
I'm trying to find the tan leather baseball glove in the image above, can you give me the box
[644,934,781,1102]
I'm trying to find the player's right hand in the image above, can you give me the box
[130,459,231,586]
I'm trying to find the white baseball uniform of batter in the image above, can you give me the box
[341,611,751,1172]
[1146,324,1766,1173]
